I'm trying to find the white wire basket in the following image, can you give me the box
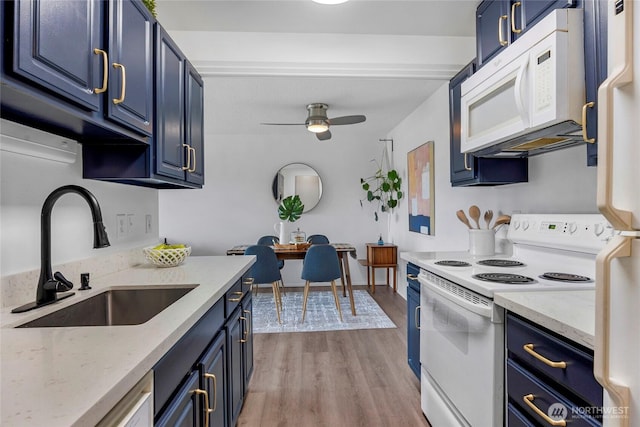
[143,246,191,267]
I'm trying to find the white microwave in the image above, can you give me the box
[461,9,586,157]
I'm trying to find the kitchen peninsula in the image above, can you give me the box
[0,255,254,426]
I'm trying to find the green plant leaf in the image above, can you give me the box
[278,195,304,222]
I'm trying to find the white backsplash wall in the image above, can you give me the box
[387,83,598,297]
[0,141,160,278]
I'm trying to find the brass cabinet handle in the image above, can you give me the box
[182,144,191,171]
[112,63,126,104]
[228,296,242,302]
[498,15,509,46]
[192,389,210,427]
[523,344,567,368]
[415,306,421,330]
[93,48,108,93]
[189,146,197,172]
[511,2,522,34]
[581,101,596,143]
[204,373,217,413]
[244,309,252,336]
[243,278,255,285]
[523,394,566,426]
[463,152,472,171]
[407,274,418,280]
[239,316,248,342]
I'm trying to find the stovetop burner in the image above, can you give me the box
[435,260,472,267]
[540,272,592,282]
[477,259,525,267]
[473,273,536,284]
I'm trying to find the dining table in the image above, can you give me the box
[226,243,358,315]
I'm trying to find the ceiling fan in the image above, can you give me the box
[261,103,366,140]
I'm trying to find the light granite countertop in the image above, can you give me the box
[0,255,254,427]
[494,289,595,349]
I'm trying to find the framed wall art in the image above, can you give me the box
[407,141,435,235]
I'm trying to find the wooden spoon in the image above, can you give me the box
[491,215,511,229]
[456,210,473,229]
[469,205,481,229]
[484,210,494,229]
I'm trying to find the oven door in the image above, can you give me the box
[419,273,504,427]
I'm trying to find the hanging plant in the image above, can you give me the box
[278,195,304,222]
[360,157,403,221]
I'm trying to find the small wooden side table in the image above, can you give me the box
[358,243,398,293]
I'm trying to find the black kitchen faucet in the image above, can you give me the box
[11,185,110,313]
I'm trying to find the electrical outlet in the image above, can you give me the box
[145,214,152,234]
[116,214,126,239]
[127,214,135,234]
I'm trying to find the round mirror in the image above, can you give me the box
[272,163,323,213]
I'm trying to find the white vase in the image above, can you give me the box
[274,221,290,244]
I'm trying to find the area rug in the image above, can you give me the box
[252,289,397,333]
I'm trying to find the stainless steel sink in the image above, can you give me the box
[17,286,196,328]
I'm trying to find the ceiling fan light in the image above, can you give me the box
[307,119,329,133]
[312,0,349,4]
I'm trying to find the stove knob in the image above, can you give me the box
[594,223,605,236]
[522,220,529,230]
[569,223,578,234]
[512,220,520,230]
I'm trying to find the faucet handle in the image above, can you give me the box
[52,272,74,292]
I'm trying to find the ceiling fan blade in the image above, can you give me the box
[260,122,306,126]
[328,115,366,126]
[316,130,332,141]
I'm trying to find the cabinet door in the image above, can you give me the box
[185,61,205,185]
[107,0,153,135]
[199,332,227,427]
[476,0,510,67]
[155,371,202,427]
[226,308,244,427]
[512,0,576,41]
[155,24,186,180]
[407,285,420,379]
[449,62,477,184]
[14,0,103,111]
[242,295,254,391]
[583,0,608,167]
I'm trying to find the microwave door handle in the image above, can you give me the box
[514,56,529,126]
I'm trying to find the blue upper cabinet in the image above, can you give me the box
[107,0,154,136]
[4,0,154,140]
[185,61,205,186]
[476,0,576,68]
[14,0,103,112]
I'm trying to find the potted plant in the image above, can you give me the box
[360,164,403,222]
[274,195,305,243]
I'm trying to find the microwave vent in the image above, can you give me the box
[506,137,571,152]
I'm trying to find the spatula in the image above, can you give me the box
[469,205,481,229]
[491,215,511,229]
[456,210,473,229]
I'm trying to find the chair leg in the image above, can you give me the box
[272,282,282,324]
[301,280,311,322]
[330,280,343,322]
[275,281,283,313]
[279,278,286,295]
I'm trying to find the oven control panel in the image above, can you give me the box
[508,214,615,253]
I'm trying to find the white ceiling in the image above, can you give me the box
[155,0,478,140]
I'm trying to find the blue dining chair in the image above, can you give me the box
[257,235,285,290]
[307,234,330,244]
[244,245,283,323]
[300,244,343,322]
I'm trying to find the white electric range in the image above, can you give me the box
[416,214,614,427]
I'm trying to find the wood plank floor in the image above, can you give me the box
[238,285,430,427]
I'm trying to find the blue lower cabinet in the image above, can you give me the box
[407,263,420,379]
[199,332,227,427]
[507,402,536,427]
[155,371,202,427]
[226,307,244,427]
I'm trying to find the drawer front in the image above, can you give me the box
[507,402,536,427]
[507,359,601,427]
[225,279,244,316]
[507,314,602,407]
[407,262,420,292]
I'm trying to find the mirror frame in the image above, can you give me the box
[272,163,323,213]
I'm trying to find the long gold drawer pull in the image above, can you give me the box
[243,278,255,285]
[182,144,191,171]
[498,15,509,46]
[581,102,596,143]
[415,306,421,330]
[523,394,566,426]
[240,316,248,342]
[112,63,126,104]
[511,2,522,34]
[192,389,210,427]
[523,344,567,368]
[204,373,217,413]
[229,291,244,302]
[407,274,418,280]
[93,48,108,93]
[463,153,472,171]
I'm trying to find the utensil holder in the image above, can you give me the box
[469,229,495,256]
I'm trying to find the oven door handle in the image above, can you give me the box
[419,275,494,319]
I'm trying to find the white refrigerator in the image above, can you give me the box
[595,1,640,427]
